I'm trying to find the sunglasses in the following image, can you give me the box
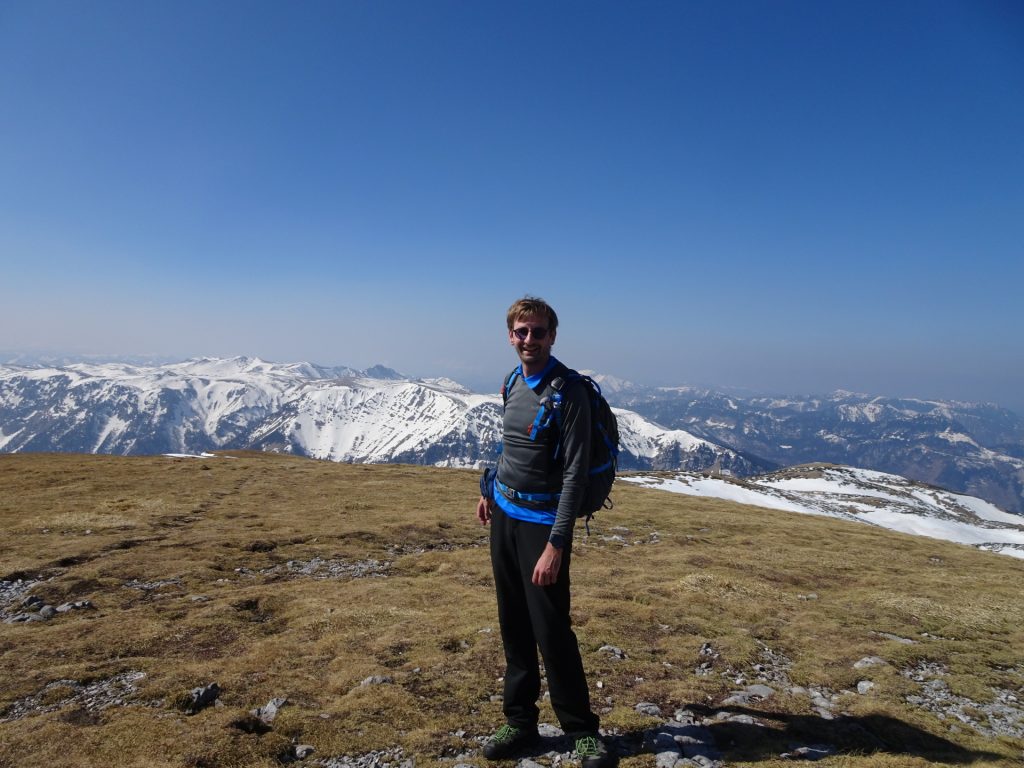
[512,326,550,341]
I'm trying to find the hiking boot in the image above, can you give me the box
[575,733,615,768]
[482,723,540,760]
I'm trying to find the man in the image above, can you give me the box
[476,297,613,767]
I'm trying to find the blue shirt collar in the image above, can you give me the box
[519,356,559,391]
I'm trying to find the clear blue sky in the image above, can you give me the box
[2,1,1022,410]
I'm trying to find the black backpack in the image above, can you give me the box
[501,368,620,518]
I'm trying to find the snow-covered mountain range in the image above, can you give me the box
[623,464,1024,560]
[602,380,1024,515]
[0,357,766,475]
[3,356,1022,520]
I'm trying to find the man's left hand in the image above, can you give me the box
[531,543,562,586]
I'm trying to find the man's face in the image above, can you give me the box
[509,313,556,371]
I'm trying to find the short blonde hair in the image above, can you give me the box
[506,296,559,332]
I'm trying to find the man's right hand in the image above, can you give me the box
[476,495,493,525]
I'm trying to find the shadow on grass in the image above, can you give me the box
[632,703,1008,764]
[486,707,1005,764]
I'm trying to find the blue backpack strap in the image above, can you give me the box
[501,368,520,409]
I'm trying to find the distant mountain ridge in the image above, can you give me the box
[604,381,1024,514]
[3,357,1021,516]
[0,357,767,476]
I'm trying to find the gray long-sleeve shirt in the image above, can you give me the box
[496,358,591,543]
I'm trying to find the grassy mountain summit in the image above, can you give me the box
[1,454,1021,767]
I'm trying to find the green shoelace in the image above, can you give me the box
[575,735,602,756]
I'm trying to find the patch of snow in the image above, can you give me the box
[0,427,25,450]
[858,509,1024,548]
[163,452,229,459]
[627,476,813,515]
[950,493,1024,526]
[624,464,1024,560]
[936,428,980,447]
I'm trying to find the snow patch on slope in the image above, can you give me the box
[623,464,1024,560]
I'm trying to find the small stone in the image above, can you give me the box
[538,723,564,737]
[745,684,775,699]
[875,631,915,644]
[689,755,718,768]
[853,656,886,670]
[182,682,220,715]
[857,681,875,695]
[251,697,287,724]
[360,675,393,687]
[599,644,627,659]
[39,605,57,619]
[781,744,837,761]
[673,708,696,724]
[294,744,315,759]
[720,693,751,707]
[726,714,756,724]
[56,600,93,612]
[636,702,662,716]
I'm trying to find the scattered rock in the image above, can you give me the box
[316,747,412,768]
[673,708,696,724]
[0,579,42,621]
[720,692,753,707]
[857,681,875,695]
[721,713,757,725]
[258,557,390,581]
[781,744,837,761]
[181,683,220,715]
[125,578,183,592]
[0,671,147,723]
[745,684,775,699]
[636,702,663,716]
[599,644,627,659]
[873,631,915,644]
[537,722,564,738]
[902,663,1024,739]
[251,696,287,724]
[853,656,886,670]
[359,675,393,687]
[56,600,95,612]
[694,642,719,676]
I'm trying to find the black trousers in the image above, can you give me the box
[490,506,599,735]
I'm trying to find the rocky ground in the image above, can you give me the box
[4,556,1021,766]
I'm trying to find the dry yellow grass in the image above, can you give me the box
[0,453,1021,767]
